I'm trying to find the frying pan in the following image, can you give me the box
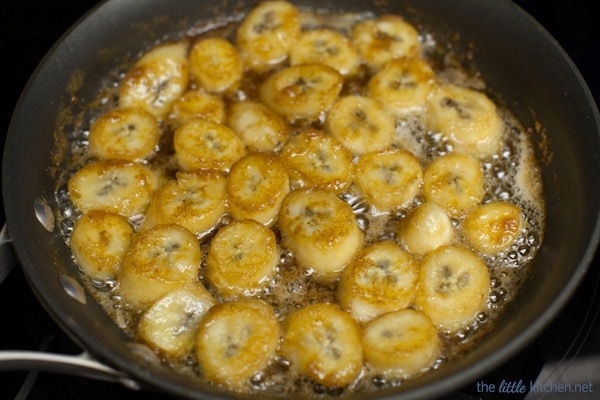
[2,0,600,399]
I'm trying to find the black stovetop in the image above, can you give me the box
[1,1,599,399]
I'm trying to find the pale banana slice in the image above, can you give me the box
[88,107,160,161]
[173,118,246,172]
[462,201,523,255]
[289,28,360,76]
[142,169,226,238]
[416,245,491,330]
[367,57,437,116]
[236,0,301,70]
[189,37,243,93]
[68,159,159,217]
[70,210,134,280]
[137,283,215,359]
[426,83,503,157]
[226,101,291,152]
[397,201,454,256]
[278,187,363,279]
[195,299,280,390]
[338,240,418,323]
[167,89,226,130]
[422,152,485,218]
[279,302,363,387]
[119,41,190,121]
[351,15,421,71]
[354,149,423,212]
[206,219,279,299]
[258,63,343,122]
[362,309,442,377]
[118,224,202,311]
[279,129,354,193]
[324,95,396,156]
[226,152,290,226]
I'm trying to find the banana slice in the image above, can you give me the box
[226,152,290,226]
[279,129,354,193]
[226,101,291,152]
[462,201,523,255]
[396,202,454,256]
[338,240,418,323]
[195,299,280,390]
[258,63,343,122]
[119,41,190,121]
[279,302,363,387]
[278,187,363,279]
[289,28,360,76]
[189,37,243,93]
[142,169,226,238]
[426,83,503,157]
[362,309,442,377]
[206,219,279,300]
[354,149,423,212]
[118,224,202,311]
[137,283,215,359]
[173,118,246,172]
[236,0,301,70]
[422,152,485,218]
[416,245,491,330]
[167,89,226,130]
[68,159,159,217]
[70,210,134,280]
[351,15,421,71]
[367,57,437,116]
[88,107,160,161]
[324,95,396,156]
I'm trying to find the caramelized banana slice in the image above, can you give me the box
[338,240,418,323]
[70,210,134,280]
[362,309,442,377]
[189,37,243,93]
[119,41,190,121]
[167,89,226,130]
[462,201,523,255]
[416,245,491,330]
[397,202,454,256]
[137,284,215,359]
[118,224,202,311]
[280,302,363,387]
[259,63,343,122]
[196,299,280,390]
[226,101,291,152]
[278,187,363,279]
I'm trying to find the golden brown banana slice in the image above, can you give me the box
[118,224,202,311]
[226,101,291,152]
[88,107,160,161]
[426,83,503,157]
[362,309,442,377]
[236,0,301,70]
[195,299,280,390]
[289,28,360,76]
[142,169,226,237]
[137,284,215,359]
[338,240,418,323]
[189,37,243,93]
[462,201,523,255]
[422,152,485,218]
[351,15,421,71]
[354,149,423,212]
[396,202,454,256]
[324,95,396,156]
[416,245,491,330]
[279,302,363,387]
[167,89,226,130]
[173,118,246,172]
[226,152,290,226]
[279,129,354,193]
[119,41,190,121]
[278,187,363,279]
[258,63,343,122]
[68,159,159,217]
[70,210,134,280]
